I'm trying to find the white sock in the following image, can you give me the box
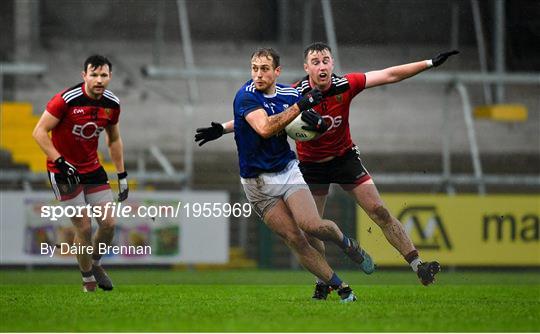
[82,275,96,283]
[411,258,422,272]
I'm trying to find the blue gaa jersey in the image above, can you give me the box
[233,80,300,178]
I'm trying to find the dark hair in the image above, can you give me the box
[303,42,332,60]
[250,48,280,69]
[83,55,112,72]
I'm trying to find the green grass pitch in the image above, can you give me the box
[1,269,539,332]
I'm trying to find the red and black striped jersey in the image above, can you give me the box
[45,82,121,174]
[293,73,366,162]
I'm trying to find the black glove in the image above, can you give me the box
[301,110,328,133]
[297,88,323,111]
[54,156,80,186]
[117,171,129,202]
[431,50,460,67]
[195,122,224,146]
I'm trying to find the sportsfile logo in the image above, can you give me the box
[397,206,453,250]
[40,202,181,221]
[40,201,252,221]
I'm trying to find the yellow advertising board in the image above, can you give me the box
[357,194,540,266]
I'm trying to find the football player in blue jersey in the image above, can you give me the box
[197,48,376,302]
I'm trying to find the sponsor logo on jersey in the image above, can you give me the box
[73,108,85,115]
[72,122,105,139]
[322,115,342,130]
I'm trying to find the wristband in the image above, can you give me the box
[426,59,434,68]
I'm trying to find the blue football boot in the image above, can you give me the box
[343,238,376,274]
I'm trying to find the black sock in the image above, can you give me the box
[81,270,95,282]
[405,250,422,272]
[404,250,419,264]
[92,254,102,266]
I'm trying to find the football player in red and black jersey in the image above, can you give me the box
[194,43,458,299]
[33,55,128,292]
[292,43,458,297]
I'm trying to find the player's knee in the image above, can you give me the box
[369,205,392,227]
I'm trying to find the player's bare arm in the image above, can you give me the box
[195,87,324,145]
[32,111,62,161]
[105,124,125,173]
[245,88,323,139]
[365,60,430,88]
[105,124,128,201]
[245,105,301,139]
[365,50,459,89]
[222,120,234,133]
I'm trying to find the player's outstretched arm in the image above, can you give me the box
[365,50,459,89]
[194,120,234,147]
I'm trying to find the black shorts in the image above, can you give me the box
[48,166,110,201]
[298,146,371,196]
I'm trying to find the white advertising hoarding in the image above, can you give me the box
[0,191,230,265]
